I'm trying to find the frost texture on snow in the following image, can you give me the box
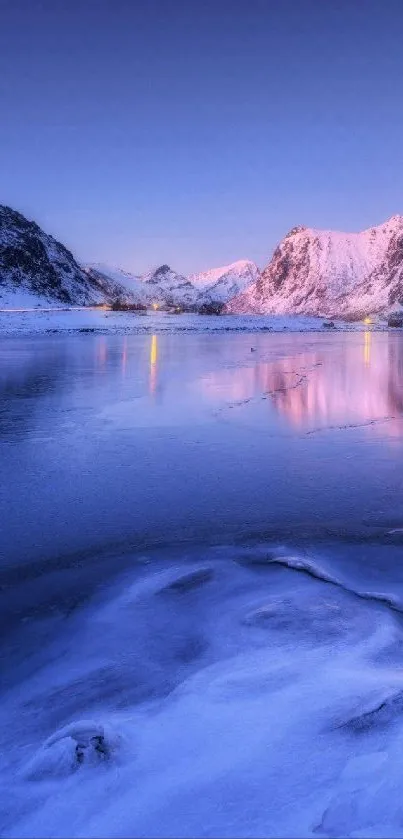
[227,215,403,319]
[3,544,403,837]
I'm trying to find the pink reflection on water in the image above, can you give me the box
[200,335,403,434]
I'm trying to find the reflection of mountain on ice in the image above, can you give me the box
[200,334,403,431]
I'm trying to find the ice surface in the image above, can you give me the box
[2,329,403,569]
[2,330,403,836]
[3,546,403,837]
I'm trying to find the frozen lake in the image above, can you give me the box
[2,329,403,567]
[2,329,403,837]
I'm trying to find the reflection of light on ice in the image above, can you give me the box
[122,337,128,377]
[97,337,107,367]
[150,334,157,366]
[150,334,158,394]
[364,331,371,367]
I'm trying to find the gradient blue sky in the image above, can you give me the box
[1,0,403,274]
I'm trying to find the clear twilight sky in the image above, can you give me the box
[1,0,403,274]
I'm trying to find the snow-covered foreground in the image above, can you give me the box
[0,307,385,335]
[3,541,403,838]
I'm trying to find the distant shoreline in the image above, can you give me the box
[0,309,394,337]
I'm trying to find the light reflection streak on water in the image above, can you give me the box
[97,337,107,368]
[149,334,158,395]
[121,337,128,377]
[364,331,371,367]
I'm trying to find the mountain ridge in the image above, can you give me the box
[226,215,403,319]
[2,204,403,317]
[0,205,257,310]
[84,259,260,309]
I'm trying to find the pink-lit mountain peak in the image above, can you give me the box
[227,215,403,319]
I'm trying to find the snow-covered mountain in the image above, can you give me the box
[0,206,134,308]
[7,202,403,319]
[227,216,403,319]
[189,260,260,303]
[0,203,258,311]
[87,260,259,309]
[84,263,199,307]
[141,264,198,306]
[83,264,144,304]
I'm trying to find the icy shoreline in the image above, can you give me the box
[0,308,390,336]
[3,541,403,838]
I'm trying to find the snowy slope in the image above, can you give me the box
[0,288,67,310]
[83,265,144,304]
[0,206,136,308]
[87,263,141,289]
[0,206,105,307]
[189,259,260,303]
[227,216,403,318]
